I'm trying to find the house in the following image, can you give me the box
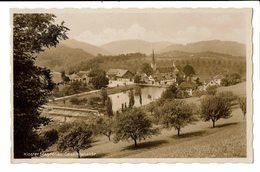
[179,81,198,96]
[77,70,92,84]
[203,74,224,90]
[140,73,149,83]
[212,74,224,85]
[69,73,81,82]
[106,69,134,82]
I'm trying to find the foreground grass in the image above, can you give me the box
[39,108,246,158]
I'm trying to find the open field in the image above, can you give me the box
[217,82,246,97]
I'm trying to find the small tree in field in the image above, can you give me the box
[238,97,247,120]
[94,116,114,141]
[159,100,198,136]
[199,94,232,128]
[206,85,218,96]
[57,122,93,158]
[114,107,160,147]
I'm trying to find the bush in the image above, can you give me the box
[70,97,79,104]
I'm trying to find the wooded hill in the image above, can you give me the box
[35,44,95,72]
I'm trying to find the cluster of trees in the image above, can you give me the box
[68,53,146,75]
[52,81,90,97]
[221,73,242,86]
[88,70,109,89]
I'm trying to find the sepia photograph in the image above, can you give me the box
[10,6,253,163]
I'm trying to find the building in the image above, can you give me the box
[179,81,198,96]
[77,70,92,84]
[203,74,224,90]
[69,73,81,82]
[106,69,134,82]
[150,50,180,75]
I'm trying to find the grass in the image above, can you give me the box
[217,82,246,97]
[37,81,247,159]
[38,107,246,159]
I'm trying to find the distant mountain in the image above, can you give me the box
[100,39,173,55]
[35,44,95,72]
[159,50,245,60]
[61,39,113,56]
[159,40,246,56]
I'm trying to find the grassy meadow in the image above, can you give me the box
[38,82,248,159]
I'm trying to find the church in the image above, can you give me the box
[150,49,179,74]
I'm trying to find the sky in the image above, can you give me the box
[13,8,251,46]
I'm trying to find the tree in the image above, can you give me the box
[158,100,198,136]
[100,87,108,106]
[228,73,241,85]
[193,89,205,99]
[141,63,154,76]
[183,65,195,77]
[199,94,232,128]
[133,75,141,83]
[105,97,113,117]
[238,97,247,120]
[206,85,218,96]
[128,89,135,109]
[71,80,80,93]
[161,84,178,100]
[42,129,59,149]
[114,108,160,147]
[13,14,69,158]
[57,122,93,158]
[94,116,114,141]
[90,70,109,89]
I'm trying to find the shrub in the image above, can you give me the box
[70,97,79,104]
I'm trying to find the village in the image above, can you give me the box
[52,50,225,97]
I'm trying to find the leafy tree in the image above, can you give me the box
[228,73,241,85]
[221,78,229,86]
[133,75,141,83]
[183,65,195,77]
[91,73,109,89]
[206,85,218,96]
[238,97,247,120]
[158,100,198,136]
[57,122,93,158]
[71,80,81,93]
[161,84,178,100]
[141,63,154,76]
[128,89,135,109]
[193,89,205,99]
[13,13,69,158]
[199,94,233,128]
[100,87,108,106]
[114,108,160,147]
[94,116,114,141]
[105,97,113,117]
